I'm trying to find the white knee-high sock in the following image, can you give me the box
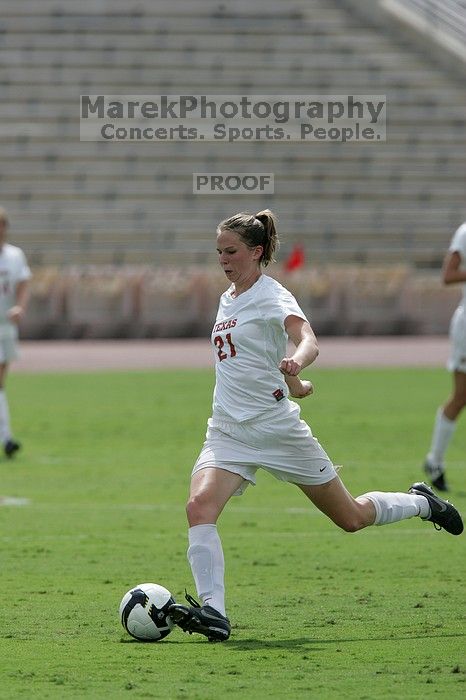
[0,390,11,443]
[427,408,456,467]
[360,491,430,525]
[187,524,226,616]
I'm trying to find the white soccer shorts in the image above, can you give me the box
[0,336,19,363]
[192,400,337,495]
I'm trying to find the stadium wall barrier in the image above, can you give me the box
[19,265,460,339]
[341,0,466,80]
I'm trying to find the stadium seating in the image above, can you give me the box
[1,0,465,336]
[18,263,458,337]
[0,0,465,271]
[21,267,65,338]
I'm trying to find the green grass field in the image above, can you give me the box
[0,368,464,699]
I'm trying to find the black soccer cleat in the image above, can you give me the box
[169,592,231,642]
[4,439,21,458]
[423,459,448,492]
[409,481,463,536]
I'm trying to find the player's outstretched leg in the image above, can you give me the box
[169,592,231,642]
[409,481,463,535]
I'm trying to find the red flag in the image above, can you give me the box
[283,244,305,272]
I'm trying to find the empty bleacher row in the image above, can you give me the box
[0,0,465,268]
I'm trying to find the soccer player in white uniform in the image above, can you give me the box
[169,210,464,642]
[0,207,31,457]
[423,221,466,491]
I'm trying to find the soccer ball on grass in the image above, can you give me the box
[119,582,175,641]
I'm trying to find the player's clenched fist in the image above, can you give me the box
[279,357,302,376]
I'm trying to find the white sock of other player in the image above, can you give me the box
[427,408,456,469]
[0,390,11,443]
[359,491,430,525]
[187,523,226,617]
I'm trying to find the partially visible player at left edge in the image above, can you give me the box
[0,206,31,458]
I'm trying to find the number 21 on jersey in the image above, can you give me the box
[213,333,237,361]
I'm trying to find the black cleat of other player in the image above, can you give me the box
[409,481,463,536]
[423,460,448,492]
[169,592,231,642]
[431,473,448,492]
[4,439,21,458]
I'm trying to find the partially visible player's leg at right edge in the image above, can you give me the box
[423,370,466,492]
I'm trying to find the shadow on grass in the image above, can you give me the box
[119,637,186,644]
[226,631,466,651]
[119,631,465,648]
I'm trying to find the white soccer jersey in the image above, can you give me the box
[0,243,31,339]
[449,222,466,309]
[211,274,308,421]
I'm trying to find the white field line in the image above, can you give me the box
[0,500,435,537]
[0,528,434,542]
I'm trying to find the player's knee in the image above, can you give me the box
[186,492,216,525]
[185,495,202,523]
[339,521,360,533]
[449,395,466,414]
[335,513,366,533]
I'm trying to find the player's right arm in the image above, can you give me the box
[284,374,313,399]
[280,315,317,398]
[280,315,319,376]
